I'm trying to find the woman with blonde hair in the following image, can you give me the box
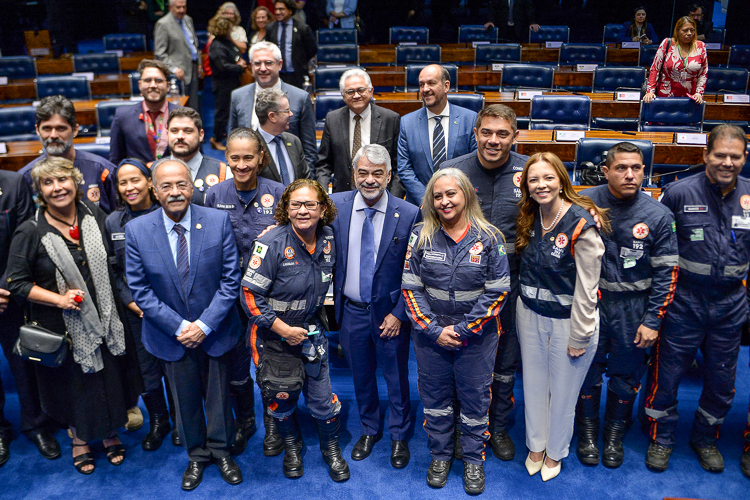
[402,168,510,495]
[515,152,608,481]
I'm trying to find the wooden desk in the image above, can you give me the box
[30,53,153,76]
[0,75,133,102]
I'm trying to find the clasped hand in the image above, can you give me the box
[177,322,206,348]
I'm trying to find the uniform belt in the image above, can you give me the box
[345,297,370,310]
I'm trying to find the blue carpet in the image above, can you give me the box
[1,343,749,499]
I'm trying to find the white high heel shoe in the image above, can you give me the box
[541,459,561,481]
[525,452,544,476]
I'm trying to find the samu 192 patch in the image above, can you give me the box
[470,255,482,265]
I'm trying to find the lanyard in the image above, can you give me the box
[144,111,165,158]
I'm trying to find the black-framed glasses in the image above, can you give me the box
[289,200,322,210]
[343,87,370,97]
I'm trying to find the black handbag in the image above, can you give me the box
[13,321,71,368]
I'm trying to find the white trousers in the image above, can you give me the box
[517,300,599,461]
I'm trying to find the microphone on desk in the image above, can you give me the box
[645,163,704,182]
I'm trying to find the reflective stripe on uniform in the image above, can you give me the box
[455,289,484,301]
[485,276,511,290]
[244,272,271,291]
[505,242,516,255]
[651,255,679,267]
[267,298,307,312]
[402,273,424,288]
[724,262,749,277]
[598,278,652,292]
[424,406,454,417]
[644,407,669,419]
[425,286,451,301]
[697,406,725,426]
[678,257,711,276]
[520,284,573,306]
[460,413,489,427]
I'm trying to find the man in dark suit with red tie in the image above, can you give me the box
[109,59,180,165]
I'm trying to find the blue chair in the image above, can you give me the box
[475,43,521,65]
[96,100,132,137]
[196,31,209,50]
[73,53,121,75]
[458,25,498,43]
[592,66,646,92]
[36,76,91,100]
[728,46,750,69]
[314,66,364,92]
[317,28,357,45]
[602,24,622,44]
[638,44,661,69]
[529,95,591,130]
[559,43,606,66]
[639,97,704,132]
[395,45,441,65]
[75,142,111,160]
[317,44,359,66]
[500,64,554,91]
[404,64,457,92]
[103,33,147,53]
[530,26,569,44]
[315,94,346,128]
[0,106,38,142]
[704,67,749,95]
[389,27,429,44]
[0,56,37,80]
[574,138,654,183]
[446,93,484,114]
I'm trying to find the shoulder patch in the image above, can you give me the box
[253,242,269,259]
[498,244,506,255]
[671,221,676,232]
[408,232,418,247]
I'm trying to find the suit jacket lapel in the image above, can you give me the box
[170,13,192,54]
[261,135,281,183]
[339,191,355,267]
[417,109,432,171]
[153,211,186,302]
[447,106,459,160]
[374,192,399,273]
[281,133,300,179]
[369,105,383,147]
[338,108,352,162]
[187,207,203,295]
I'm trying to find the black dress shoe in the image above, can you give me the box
[0,434,10,467]
[490,431,515,461]
[215,456,243,485]
[30,430,61,460]
[351,433,381,461]
[390,440,410,469]
[182,461,206,491]
[426,458,453,488]
[142,415,171,452]
[172,428,182,447]
[463,462,485,495]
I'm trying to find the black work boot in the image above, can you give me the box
[463,462,485,495]
[645,442,672,471]
[315,416,350,482]
[489,431,515,461]
[262,393,283,456]
[276,415,303,478]
[141,390,172,451]
[690,442,725,472]
[575,385,601,465]
[602,391,635,469]
[228,382,257,455]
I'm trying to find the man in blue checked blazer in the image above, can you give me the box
[125,158,243,491]
[397,64,478,206]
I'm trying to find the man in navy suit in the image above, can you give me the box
[397,64,478,206]
[109,59,179,165]
[125,158,243,491]
[329,144,421,468]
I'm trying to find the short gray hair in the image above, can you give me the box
[255,88,286,125]
[339,69,372,94]
[249,41,282,63]
[352,144,391,174]
[152,157,190,182]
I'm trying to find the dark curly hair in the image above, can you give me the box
[274,179,337,226]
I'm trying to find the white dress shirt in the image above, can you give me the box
[348,104,372,156]
[258,126,296,184]
[343,191,388,302]
[426,102,450,159]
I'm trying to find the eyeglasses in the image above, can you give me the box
[157,182,191,192]
[289,200,322,210]
[252,60,278,68]
[343,87,370,97]
[140,78,167,85]
[275,108,291,114]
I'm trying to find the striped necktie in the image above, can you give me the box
[173,223,190,295]
[432,116,446,170]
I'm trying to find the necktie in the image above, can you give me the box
[173,224,190,295]
[179,19,198,61]
[508,0,514,25]
[352,115,362,160]
[279,22,289,72]
[359,208,377,303]
[432,116,446,171]
[274,136,291,185]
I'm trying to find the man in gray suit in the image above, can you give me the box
[316,69,405,198]
[228,41,317,171]
[154,0,200,110]
[255,88,311,185]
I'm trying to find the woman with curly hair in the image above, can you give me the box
[515,152,608,482]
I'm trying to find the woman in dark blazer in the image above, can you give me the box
[209,16,248,151]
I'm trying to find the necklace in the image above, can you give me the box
[46,210,79,239]
[539,201,565,232]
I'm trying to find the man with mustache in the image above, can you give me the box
[125,157,243,490]
[166,107,232,205]
[577,142,678,469]
[19,95,118,213]
[397,64,477,206]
